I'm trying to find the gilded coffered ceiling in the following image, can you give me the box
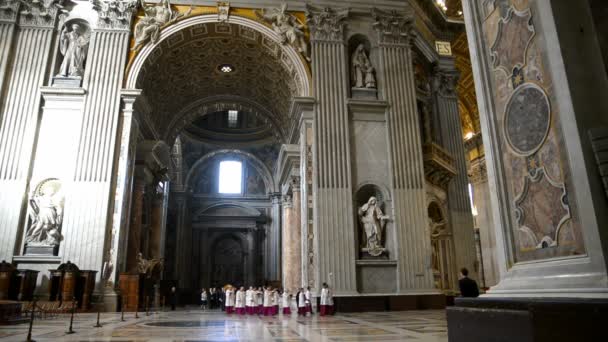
[136,22,304,142]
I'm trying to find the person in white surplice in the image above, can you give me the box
[235,287,246,315]
[297,288,306,315]
[320,283,334,316]
[282,289,292,315]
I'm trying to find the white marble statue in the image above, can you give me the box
[257,3,309,60]
[57,23,90,78]
[25,180,64,247]
[351,44,376,89]
[358,197,389,255]
[132,0,191,50]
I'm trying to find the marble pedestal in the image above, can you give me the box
[447,297,608,342]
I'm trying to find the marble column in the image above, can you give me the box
[281,195,293,289]
[126,179,145,273]
[269,193,282,281]
[372,8,435,291]
[0,2,61,261]
[432,59,478,284]
[306,5,357,294]
[282,179,302,292]
[291,180,302,289]
[172,194,187,286]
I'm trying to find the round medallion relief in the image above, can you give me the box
[504,83,551,156]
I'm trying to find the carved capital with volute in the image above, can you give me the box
[90,0,138,31]
[371,7,415,47]
[305,4,349,43]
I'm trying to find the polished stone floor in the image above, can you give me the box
[0,308,448,341]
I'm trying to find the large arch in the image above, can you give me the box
[125,14,312,143]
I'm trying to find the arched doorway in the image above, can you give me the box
[124,14,310,301]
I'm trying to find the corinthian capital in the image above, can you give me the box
[432,65,460,98]
[305,4,349,43]
[371,7,415,47]
[18,0,65,27]
[90,0,138,31]
[0,0,20,23]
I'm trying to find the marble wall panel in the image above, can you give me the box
[482,1,585,262]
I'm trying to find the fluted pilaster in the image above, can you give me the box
[306,5,357,294]
[0,4,59,260]
[61,10,134,271]
[0,0,19,108]
[372,8,434,292]
[432,60,477,283]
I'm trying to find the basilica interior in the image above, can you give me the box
[0,0,607,341]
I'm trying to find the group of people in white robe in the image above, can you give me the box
[201,282,334,316]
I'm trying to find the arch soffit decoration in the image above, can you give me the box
[166,95,286,144]
[185,149,276,194]
[125,15,311,140]
[194,202,263,219]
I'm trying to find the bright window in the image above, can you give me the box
[228,110,238,128]
[218,160,242,194]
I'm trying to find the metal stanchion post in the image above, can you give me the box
[162,296,165,312]
[65,298,76,334]
[26,299,37,342]
[121,301,125,322]
[94,310,102,328]
[135,303,139,319]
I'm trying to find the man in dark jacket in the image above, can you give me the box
[458,267,480,297]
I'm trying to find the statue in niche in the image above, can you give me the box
[351,44,376,89]
[57,23,90,78]
[256,3,309,60]
[25,179,64,248]
[358,196,389,256]
[132,0,192,51]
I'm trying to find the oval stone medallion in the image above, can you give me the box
[504,83,551,156]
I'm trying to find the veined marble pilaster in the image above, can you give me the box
[432,60,477,285]
[0,1,61,261]
[372,8,434,292]
[306,5,356,294]
[269,193,282,281]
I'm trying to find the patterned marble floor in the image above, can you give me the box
[0,308,448,342]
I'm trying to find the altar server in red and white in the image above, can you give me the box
[320,283,334,316]
[304,286,313,315]
[263,287,273,316]
[297,287,306,315]
[282,289,292,315]
[225,286,235,314]
[245,286,255,315]
[235,286,246,315]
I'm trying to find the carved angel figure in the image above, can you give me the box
[132,0,191,50]
[26,180,64,247]
[57,23,90,78]
[351,44,376,88]
[358,197,389,254]
[256,3,309,60]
